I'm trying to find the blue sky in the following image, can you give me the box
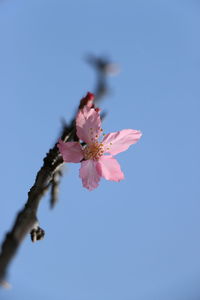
[0,0,200,299]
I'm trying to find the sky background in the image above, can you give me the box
[0,0,200,299]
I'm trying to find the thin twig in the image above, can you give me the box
[50,168,63,209]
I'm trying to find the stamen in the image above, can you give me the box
[83,141,104,160]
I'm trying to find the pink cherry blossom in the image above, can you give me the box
[58,93,142,190]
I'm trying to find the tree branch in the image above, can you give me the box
[0,133,67,282]
[0,55,116,284]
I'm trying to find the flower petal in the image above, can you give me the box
[102,129,142,156]
[76,108,102,144]
[58,139,83,163]
[96,156,124,182]
[79,160,101,190]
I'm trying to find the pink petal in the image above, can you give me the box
[102,129,142,156]
[58,139,83,163]
[76,108,102,144]
[79,160,101,190]
[96,156,124,182]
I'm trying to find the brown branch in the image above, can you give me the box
[0,132,68,283]
[0,55,116,284]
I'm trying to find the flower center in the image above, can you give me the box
[83,141,104,160]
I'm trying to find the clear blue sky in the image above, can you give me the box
[0,0,200,299]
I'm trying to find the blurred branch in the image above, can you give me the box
[86,54,119,102]
[0,55,116,284]
[49,168,63,209]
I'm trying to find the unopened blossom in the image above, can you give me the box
[58,93,142,190]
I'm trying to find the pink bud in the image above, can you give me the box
[86,92,95,101]
[79,92,95,109]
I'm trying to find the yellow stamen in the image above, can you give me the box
[84,142,104,160]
